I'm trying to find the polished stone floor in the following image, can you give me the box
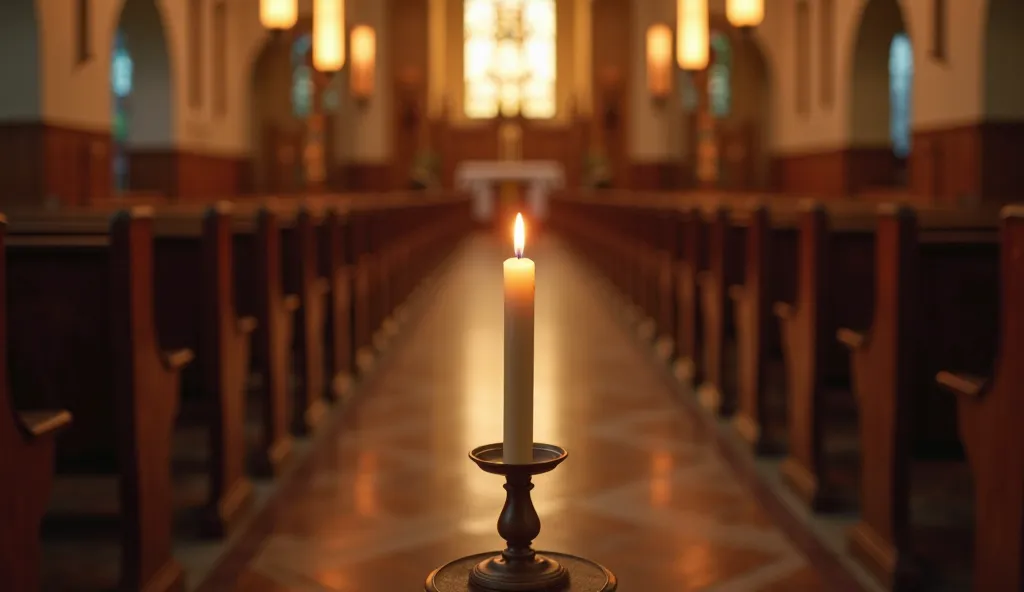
[196,234,857,591]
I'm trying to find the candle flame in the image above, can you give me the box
[513,213,525,258]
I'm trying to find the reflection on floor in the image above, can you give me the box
[196,234,858,591]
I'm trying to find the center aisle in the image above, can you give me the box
[198,234,845,591]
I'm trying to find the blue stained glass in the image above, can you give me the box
[293,34,313,117]
[709,32,731,118]
[889,32,913,158]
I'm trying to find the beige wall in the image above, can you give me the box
[4,0,1018,164]
[767,0,1012,153]
[332,0,391,163]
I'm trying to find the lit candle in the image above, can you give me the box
[503,213,535,464]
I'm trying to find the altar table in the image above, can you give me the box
[454,160,565,222]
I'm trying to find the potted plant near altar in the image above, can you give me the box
[583,147,611,190]
[411,149,440,190]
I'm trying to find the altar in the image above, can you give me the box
[454,160,565,222]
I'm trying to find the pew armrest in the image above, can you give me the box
[163,348,195,372]
[18,409,72,439]
[773,302,794,321]
[837,328,866,351]
[936,371,987,399]
[237,316,258,335]
[728,285,745,304]
[284,295,301,312]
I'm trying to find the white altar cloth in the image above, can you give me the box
[454,160,565,221]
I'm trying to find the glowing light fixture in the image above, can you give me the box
[313,0,345,72]
[727,0,764,29]
[260,0,297,30]
[646,24,672,101]
[677,0,709,70]
[350,25,376,101]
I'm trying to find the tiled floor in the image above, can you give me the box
[197,234,858,591]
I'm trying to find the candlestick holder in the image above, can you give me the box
[425,443,617,592]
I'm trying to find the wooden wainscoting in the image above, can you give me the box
[773,146,898,198]
[912,121,1024,205]
[0,122,111,207]
[128,150,246,200]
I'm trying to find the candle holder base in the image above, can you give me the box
[423,444,617,592]
[426,551,617,592]
[470,552,567,591]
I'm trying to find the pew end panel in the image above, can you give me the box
[775,204,874,513]
[930,205,1024,591]
[232,209,295,478]
[0,215,73,591]
[732,205,799,456]
[6,209,188,592]
[841,205,1001,590]
[281,208,328,436]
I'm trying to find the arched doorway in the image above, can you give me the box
[981,0,1024,200]
[850,0,911,191]
[0,0,40,121]
[0,0,42,200]
[681,22,771,191]
[112,0,174,197]
[250,28,340,194]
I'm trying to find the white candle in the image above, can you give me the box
[503,213,535,464]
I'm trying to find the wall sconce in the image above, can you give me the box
[646,24,672,104]
[313,0,345,72]
[350,25,376,104]
[726,0,764,29]
[260,0,297,30]
[677,0,709,71]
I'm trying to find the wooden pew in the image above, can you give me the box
[319,207,354,400]
[774,203,876,512]
[936,205,1024,592]
[696,205,747,415]
[281,207,329,434]
[673,206,707,383]
[150,205,256,537]
[0,215,73,592]
[232,206,299,477]
[6,208,193,592]
[837,205,1001,589]
[728,204,799,453]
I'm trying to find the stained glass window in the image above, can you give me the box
[111,31,132,194]
[464,0,556,119]
[292,34,313,118]
[889,32,913,158]
[708,32,731,118]
[679,70,698,112]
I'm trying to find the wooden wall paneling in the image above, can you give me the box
[0,123,112,207]
[591,0,631,189]
[391,0,429,191]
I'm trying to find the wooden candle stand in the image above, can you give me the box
[425,443,617,592]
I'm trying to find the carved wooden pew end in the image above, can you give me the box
[7,208,191,592]
[0,214,74,591]
[838,204,1000,589]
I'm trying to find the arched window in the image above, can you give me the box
[708,31,731,118]
[292,33,313,118]
[889,32,913,157]
[111,31,133,193]
[464,0,556,119]
[679,70,698,112]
